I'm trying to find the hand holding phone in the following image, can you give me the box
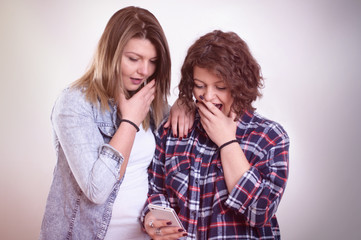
[148,204,185,230]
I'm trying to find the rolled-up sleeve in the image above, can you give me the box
[52,89,124,204]
[225,123,289,227]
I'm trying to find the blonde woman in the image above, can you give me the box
[40,7,192,240]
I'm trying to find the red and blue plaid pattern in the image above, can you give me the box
[144,111,289,239]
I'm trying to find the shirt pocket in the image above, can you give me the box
[97,122,115,143]
[164,156,190,201]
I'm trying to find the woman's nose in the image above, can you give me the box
[204,87,215,101]
[138,61,149,75]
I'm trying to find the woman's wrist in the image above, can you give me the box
[218,139,238,151]
[120,119,140,132]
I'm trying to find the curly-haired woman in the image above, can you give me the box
[142,30,290,240]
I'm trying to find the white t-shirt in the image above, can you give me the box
[105,125,155,240]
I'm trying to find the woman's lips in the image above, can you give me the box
[214,103,222,110]
[130,77,143,85]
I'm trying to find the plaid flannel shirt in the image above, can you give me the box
[143,110,289,239]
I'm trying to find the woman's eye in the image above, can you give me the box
[129,57,138,62]
[194,84,204,89]
[216,86,227,90]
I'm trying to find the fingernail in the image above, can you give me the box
[178,229,184,232]
[179,137,182,140]
[183,233,188,236]
[199,95,204,100]
[184,135,187,138]
[173,134,177,138]
[167,221,172,225]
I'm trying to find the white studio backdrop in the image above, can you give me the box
[0,0,360,239]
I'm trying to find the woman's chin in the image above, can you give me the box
[126,85,144,96]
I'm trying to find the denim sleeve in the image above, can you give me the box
[51,89,123,204]
[225,123,290,227]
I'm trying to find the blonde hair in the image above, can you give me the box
[72,6,171,130]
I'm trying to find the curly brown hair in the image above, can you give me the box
[178,30,263,118]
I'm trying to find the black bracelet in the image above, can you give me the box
[218,139,238,151]
[120,119,140,132]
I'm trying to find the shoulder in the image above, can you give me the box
[255,112,288,139]
[55,87,87,106]
[238,111,289,145]
[52,87,97,118]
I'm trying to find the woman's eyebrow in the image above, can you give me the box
[193,78,224,84]
[124,51,158,60]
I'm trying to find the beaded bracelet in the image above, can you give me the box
[120,119,140,132]
[218,139,238,151]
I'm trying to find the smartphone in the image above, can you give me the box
[148,204,185,230]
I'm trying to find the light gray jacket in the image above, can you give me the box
[40,87,156,239]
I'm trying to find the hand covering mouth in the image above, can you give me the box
[195,100,223,110]
[214,103,222,110]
